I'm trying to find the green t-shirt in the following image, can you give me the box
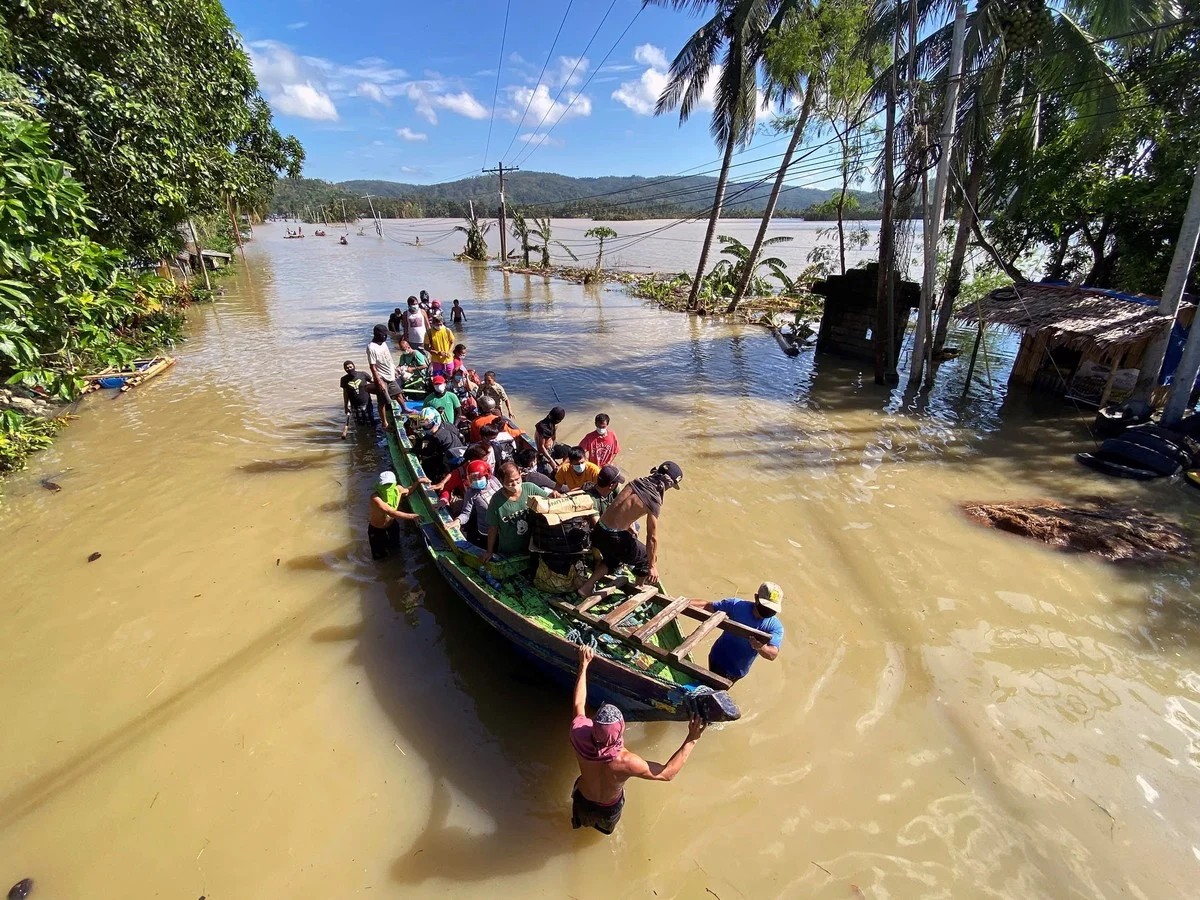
[486,482,549,555]
[423,390,460,425]
[399,348,428,368]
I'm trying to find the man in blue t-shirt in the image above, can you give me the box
[689,582,785,682]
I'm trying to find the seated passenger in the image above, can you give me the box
[457,460,501,547]
[556,447,601,493]
[423,375,461,425]
[481,461,551,564]
[587,465,625,517]
[416,407,464,481]
[483,421,516,465]
[432,444,491,512]
[515,445,556,490]
[469,395,501,442]
[397,339,429,373]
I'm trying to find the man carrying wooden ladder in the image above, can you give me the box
[688,582,785,683]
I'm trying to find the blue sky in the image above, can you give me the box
[226,0,845,187]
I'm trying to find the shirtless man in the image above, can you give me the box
[569,645,705,835]
[576,461,683,598]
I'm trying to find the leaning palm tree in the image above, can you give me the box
[649,0,781,309]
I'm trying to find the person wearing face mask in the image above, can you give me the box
[414,407,463,482]
[555,446,601,493]
[386,307,405,334]
[481,461,552,564]
[427,314,456,378]
[456,460,501,547]
[586,465,625,516]
[367,324,404,429]
[576,461,683,598]
[578,413,620,467]
[402,296,430,348]
[422,374,461,426]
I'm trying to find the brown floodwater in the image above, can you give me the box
[1,224,1198,899]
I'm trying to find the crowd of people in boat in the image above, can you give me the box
[340,288,787,837]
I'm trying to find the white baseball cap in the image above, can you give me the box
[755,581,783,614]
[378,471,397,485]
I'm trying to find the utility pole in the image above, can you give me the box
[1160,163,1200,425]
[362,194,382,236]
[1132,161,1200,415]
[484,163,518,263]
[874,0,901,385]
[912,0,967,389]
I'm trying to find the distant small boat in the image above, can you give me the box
[314,229,327,237]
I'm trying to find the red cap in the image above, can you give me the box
[431,375,446,385]
[467,460,490,477]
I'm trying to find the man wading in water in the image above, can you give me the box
[570,645,706,835]
[576,461,683,598]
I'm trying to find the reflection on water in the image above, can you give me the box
[0,223,1196,898]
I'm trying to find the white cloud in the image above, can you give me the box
[551,55,589,88]
[356,82,388,104]
[518,133,563,149]
[247,40,339,120]
[437,91,489,119]
[397,127,428,142]
[401,82,488,124]
[507,83,591,125]
[286,21,307,30]
[633,44,669,71]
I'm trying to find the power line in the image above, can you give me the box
[482,0,513,167]
[513,1,646,168]
[506,0,620,165]
[498,0,577,166]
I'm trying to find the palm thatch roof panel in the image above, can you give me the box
[956,283,1188,350]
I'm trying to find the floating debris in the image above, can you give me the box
[87,551,102,563]
[962,498,1191,563]
[8,878,33,900]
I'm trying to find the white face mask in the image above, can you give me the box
[596,427,608,436]
[572,463,585,474]
[434,385,446,395]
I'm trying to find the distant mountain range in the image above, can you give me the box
[271,171,880,221]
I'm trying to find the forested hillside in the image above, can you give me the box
[271,171,880,221]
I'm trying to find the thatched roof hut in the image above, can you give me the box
[957,283,1194,405]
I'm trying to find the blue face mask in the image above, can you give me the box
[572,463,585,474]
[471,478,487,491]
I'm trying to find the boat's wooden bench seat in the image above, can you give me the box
[551,586,749,691]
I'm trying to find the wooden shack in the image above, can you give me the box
[957,283,1194,406]
[810,263,921,365]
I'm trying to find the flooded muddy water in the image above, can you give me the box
[0,223,1197,898]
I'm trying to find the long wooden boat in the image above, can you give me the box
[382,406,743,722]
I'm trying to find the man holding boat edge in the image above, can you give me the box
[688,582,785,682]
[576,461,683,598]
[569,645,706,835]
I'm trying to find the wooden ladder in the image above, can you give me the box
[551,587,762,691]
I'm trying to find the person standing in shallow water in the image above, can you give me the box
[569,645,706,835]
[688,581,785,682]
[367,471,424,560]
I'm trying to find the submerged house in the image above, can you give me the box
[957,283,1195,406]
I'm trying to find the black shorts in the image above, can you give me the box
[368,521,401,559]
[571,782,625,835]
[591,526,650,576]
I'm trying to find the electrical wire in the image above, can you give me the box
[498,0,577,166]
[505,0,620,165]
[512,1,646,168]
[482,0,513,167]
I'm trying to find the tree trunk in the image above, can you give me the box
[933,159,983,354]
[970,217,1025,282]
[836,190,847,274]
[874,24,899,385]
[687,128,738,310]
[728,87,814,313]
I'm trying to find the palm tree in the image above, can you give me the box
[585,226,618,270]
[649,0,781,309]
[510,210,533,267]
[529,216,578,268]
[711,233,794,297]
[455,209,491,261]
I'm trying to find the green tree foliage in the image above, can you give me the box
[2,0,303,259]
[455,209,491,261]
[529,217,578,268]
[702,234,795,298]
[0,111,185,400]
[584,226,617,270]
[510,211,533,266]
